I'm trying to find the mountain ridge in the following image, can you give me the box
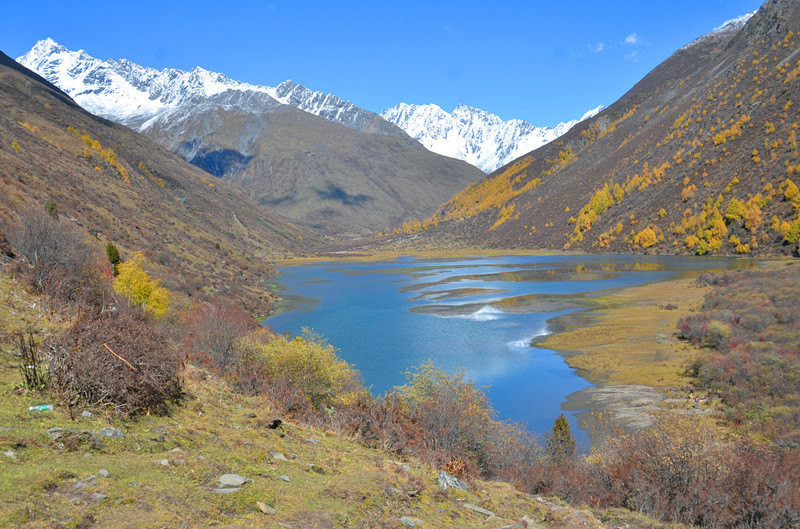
[381,102,603,173]
[0,49,317,314]
[373,1,800,258]
[18,40,485,235]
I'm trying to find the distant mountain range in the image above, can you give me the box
[381,103,603,172]
[18,39,598,173]
[18,39,484,235]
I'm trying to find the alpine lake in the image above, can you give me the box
[264,254,748,447]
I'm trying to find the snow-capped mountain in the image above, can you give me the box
[17,38,399,136]
[381,103,603,173]
[680,10,757,51]
[18,38,597,173]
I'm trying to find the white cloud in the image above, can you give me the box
[625,50,640,61]
[589,42,605,54]
[624,32,641,45]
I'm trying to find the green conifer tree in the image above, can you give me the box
[545,413,576,463]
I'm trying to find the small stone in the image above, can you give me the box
[91,492,108,504]
[213,487,240,494]
[219,473,247,487]
[97,427,124,439]
[257,501,277,515]
[400,516,424,527]
[464,503,495,517]
[277,475,291,482]
[407,490,419,497]
[267,418,282,429]
[402,464,411,472]
[98,469,110,478]
[388,487,402,495]
[81,411,93,418]
[2,450,16,460]
[305,438,321,444]
[271,451,288,462]
[437,471,468,491]
[243,413,257,418]
[158,459,169,466]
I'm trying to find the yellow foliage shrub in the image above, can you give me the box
[239,330,360,409]
[113,253,170,319]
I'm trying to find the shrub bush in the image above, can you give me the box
[9,207,107,308]
[46,307,182,415]
[182,300,259,374]
[236,329,362,411]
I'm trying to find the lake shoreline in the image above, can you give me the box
[534,274,718,442]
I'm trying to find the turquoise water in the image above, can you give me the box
[265,254,742,445]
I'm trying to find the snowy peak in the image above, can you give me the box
[267,80,405,136]
[680,10,757,51]
[17,39,400,136]
[381,103,602,173]
[18,39,274,127]
[18,38,598,172]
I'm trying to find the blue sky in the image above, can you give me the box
[2,0,763,125]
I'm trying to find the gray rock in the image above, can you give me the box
[437,471,468,491]
[400,516,424,527]
[257,501,277,515]
[46,427,105,447]
[157,459,169,466]
[97,427,124,439]
[2,450,17,460]
[271,451,288,462]
[464,503,495,517]
[98,469,110,478]
[402,464,412,472]
[91,492,108,504]
[219,473,247,487]
[213,487,241,493]
[305,438,321,444]
[81,411,93,418]
[277,474,291,482]
[388,487,402,495]
[243,413,257,418]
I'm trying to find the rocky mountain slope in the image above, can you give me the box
[0,50,316,314]
[141,89,483,236]
[390,0,800,257]
[19,40,483,235]
[381,103,602,172]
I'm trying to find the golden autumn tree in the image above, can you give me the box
[113,252,170,319]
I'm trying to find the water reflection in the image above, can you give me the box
[265,254,748,444]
